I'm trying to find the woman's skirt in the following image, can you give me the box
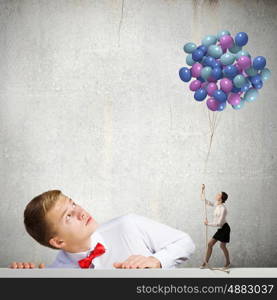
[213,223,230,243]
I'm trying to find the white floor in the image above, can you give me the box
[1,268,277,278]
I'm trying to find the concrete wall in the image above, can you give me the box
[0,0,276,268]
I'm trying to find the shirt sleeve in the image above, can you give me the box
[130,214,195,269]
[208,206,227,227]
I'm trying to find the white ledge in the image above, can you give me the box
[0,268,276,278]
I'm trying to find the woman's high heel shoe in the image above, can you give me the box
[223,263,231,269]
[199,262,208,269]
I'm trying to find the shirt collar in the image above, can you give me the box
[63,231,108,265]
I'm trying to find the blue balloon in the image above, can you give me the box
[203,56,216,67]
[194,88,208,101]
[217,101,227,111]
[179,67,191,82]
[235,32,248,47]
[231,86,241,93]
[253,80,263,89]
[250,74,262,85]
[213,90,227,102]
[223,65,238,79]
[197,45,208,55]
[241,81,251,92]
[213,61,222,68]
[197,76,205,83]
[211,67,223,80]
[253,56,266,70]
[192,49,205,62]
[240,86,248,93]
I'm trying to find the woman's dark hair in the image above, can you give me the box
[221,192,228,203]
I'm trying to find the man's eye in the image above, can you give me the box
[73,203,76,208]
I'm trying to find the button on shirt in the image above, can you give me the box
[47,213,195,269]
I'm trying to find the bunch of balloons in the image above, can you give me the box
[179,30,271,111]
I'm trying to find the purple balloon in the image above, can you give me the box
[191,62,203,78]
[206,97,219,111]
[207,83,218,96]
[237,56,251,70]
[219,35,234,50]
[220,78,233,93]
[189,79,202,91]
[228,93,241,106]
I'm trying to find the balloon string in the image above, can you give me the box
[214,111,222,133]
[208,109,212,133]
[202,111,228,273]
[204,111,216,174]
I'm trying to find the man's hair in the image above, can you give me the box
[221,192,228,203]
[24,190,62,249]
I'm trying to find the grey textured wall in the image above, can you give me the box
[0,0,276,268]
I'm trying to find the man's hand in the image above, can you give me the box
[204,219,208,226]
[9,262,45,269]
[113,255,161,269]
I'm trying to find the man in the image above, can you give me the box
[10,190,195,269]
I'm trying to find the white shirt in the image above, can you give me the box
[205,200,227,228]
[47,213,195,269]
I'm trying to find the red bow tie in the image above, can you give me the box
[78,243,106,268]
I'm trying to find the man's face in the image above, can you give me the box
[46,193,98,250]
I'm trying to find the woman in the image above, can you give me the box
[200,184,231,269]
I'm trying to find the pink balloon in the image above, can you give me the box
[219,35,234,50]
[206,97,219,111]
[220,78,233,93]
[228,93,241,106]
[189,79,201,91]
[191,62,203,78]
[207,83,218,96]
[237,56,251,70]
